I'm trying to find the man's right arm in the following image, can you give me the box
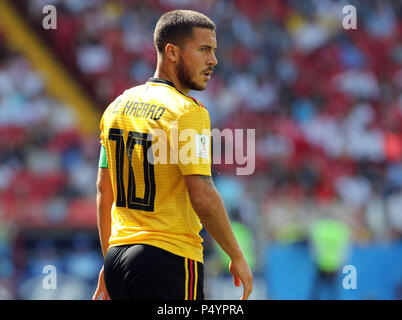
[96,167,113,258]
[93,166,113,300]
[184,174,253,300]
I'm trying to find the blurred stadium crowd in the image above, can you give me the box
[0,0,401,299]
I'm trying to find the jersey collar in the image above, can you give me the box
[146,78,204,108]
[147,77,188,98]
[147,77,176,88]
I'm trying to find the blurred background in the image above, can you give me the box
[0,0,401,300]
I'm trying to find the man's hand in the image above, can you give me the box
[92,266,110,300]
[229,256,253,300]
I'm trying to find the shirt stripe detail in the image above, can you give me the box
[184,258,189,300]
[189,259,194,300]
[193,261,198,300]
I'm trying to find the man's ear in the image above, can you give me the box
[164,43,179,63]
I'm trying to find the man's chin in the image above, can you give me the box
[190,81,207,91]
[180,76,207,91]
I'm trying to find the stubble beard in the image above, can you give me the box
[176,57,206,91]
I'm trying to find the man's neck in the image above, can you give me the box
[153,66,189,94]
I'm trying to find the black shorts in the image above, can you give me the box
[104,244,204,300]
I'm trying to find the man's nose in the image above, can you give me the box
[208,52,218,67]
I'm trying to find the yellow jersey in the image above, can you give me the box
[99,78,211,262]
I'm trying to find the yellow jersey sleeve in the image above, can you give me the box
[176,109,211,176]
[99,114,105,147]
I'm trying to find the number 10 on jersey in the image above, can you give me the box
[108,128,156,212]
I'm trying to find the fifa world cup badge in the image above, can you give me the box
[195,134,210,159]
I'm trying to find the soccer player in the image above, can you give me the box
[93,9,253,300]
